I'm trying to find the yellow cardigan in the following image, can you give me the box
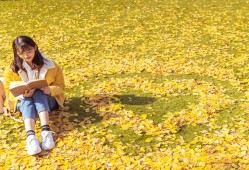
[4,61,65,112]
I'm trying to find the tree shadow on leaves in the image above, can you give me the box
[37,97,103,158]
[65,94,157,125]
[66,97,103,124]
[112,94,156,105]
[37,94,156,157]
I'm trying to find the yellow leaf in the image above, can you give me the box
[140,114,147,119]
[145,137,153,143]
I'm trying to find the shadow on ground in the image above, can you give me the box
[66,94,157,124]
[112,94,156,105]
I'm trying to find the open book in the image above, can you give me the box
[10,79,48,97]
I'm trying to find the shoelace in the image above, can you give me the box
[27,137,38,147]
[43,131,56,141]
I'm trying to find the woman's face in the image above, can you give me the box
[16,46,36,64]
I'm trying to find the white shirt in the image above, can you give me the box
[22,61,39,81]
[18,51,55,82]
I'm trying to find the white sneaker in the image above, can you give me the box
[41,131,55,150]
[26,135,42,155]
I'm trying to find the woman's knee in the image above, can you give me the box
[17,98,36,112]
[32,89,45,98]
[22,113,37,120]
[17,98,37,120]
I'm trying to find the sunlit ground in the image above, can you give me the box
[0,0,249,169]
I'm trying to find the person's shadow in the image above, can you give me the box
[66,94,156,122]
[52,94,157,128]
[38,93,156,157]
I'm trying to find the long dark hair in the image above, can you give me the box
[11,36,44,73]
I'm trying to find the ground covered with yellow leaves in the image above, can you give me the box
[0,0,249,169]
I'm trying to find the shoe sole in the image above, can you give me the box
[41,143,55,150]
[28,147,42,156]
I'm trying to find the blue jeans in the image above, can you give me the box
[16,90,58,120]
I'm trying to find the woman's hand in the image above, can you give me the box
[41,87,51,95]
[23,89,35,98]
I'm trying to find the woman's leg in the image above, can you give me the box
[32,89,57,126]
[32,90,57,150]
[16,97,41,155]
[24,118,35,131]
[39,111,49,126]
[16,97,37,130]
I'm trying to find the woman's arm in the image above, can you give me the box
[4,67,16,101]
[3,67,21,111]
[46,63,65,97]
